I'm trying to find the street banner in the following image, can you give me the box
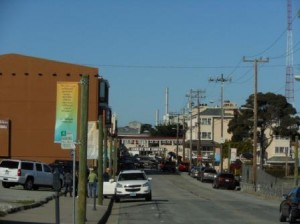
[215,147,220,162]
[54,82,78,143]
[87,121,98,159]
[231,148,237,162]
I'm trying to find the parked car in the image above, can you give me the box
[0,159,64,191]
[212,172,236,190]
[178,162,190,172]
[160,161,176,173]
[190,166,203,178]
[279,186,300,223]
[103,179,116,197]
[136,156,159,169]
[198,167,217,182]
[115,170,152,202]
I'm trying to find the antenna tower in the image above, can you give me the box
[285,0,294,104]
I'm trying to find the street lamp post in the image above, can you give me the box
[294,76,300,186]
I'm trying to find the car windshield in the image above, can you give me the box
[205,169,217,173]
[118,173,147,181]
[220,174,234,178]
[0,161,18,168]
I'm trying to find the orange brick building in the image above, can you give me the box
[0,53,103,164]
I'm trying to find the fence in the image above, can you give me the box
[241,164,295,199]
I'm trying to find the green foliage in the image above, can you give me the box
[228,92,300,142]
[264,166,286,178]
[222,140,252,158]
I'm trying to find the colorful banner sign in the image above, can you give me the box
[215,147,220,162]
[230,148,237,162]
[54,82,78,143]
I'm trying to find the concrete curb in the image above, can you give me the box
[5,194,56,215]
[98,196,114,224]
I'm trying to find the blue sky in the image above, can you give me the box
[1,0,300,127]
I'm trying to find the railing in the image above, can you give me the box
[241,164,295,199]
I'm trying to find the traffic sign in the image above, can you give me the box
[61,132,75,149]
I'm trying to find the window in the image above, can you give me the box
[43,164,51,173]
[201,132,211,139]
[0,161,18,168]
[36,163,42,171]
[21,162,34,170]
[201,118,211,125]
[275,147,289,154]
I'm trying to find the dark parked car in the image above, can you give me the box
[160,161,176,173]
[190,166,203,178]
[212,172,236,190]
[198,167,217,182]
[178,162,190,172]
[279,186,300,223]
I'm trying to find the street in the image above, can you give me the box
[107,171,281,224]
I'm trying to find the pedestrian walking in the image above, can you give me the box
[103,168,110,182]
[88,169,98,198]
[75,171,78,197]
[64,170,73,197]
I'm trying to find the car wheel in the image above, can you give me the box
[24,178,34,190]
[145,193,152,201]
[279,210,286,222]
[289,210,296,224]
[115,197,120,203]
[2,182,10,188]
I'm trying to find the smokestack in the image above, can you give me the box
[155,110,159,126]
[165,87,169,116]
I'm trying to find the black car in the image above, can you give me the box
[212,172,236,190]
[279,186,300,223]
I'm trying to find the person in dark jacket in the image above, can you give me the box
[64,170,73,197]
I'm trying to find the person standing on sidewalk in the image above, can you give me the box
[64,170,73,197]
[88,169,98,198]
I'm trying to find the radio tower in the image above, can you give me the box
[285,0,294,104]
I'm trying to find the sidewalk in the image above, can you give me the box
[0,194,113,224]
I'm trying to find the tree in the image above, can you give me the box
[228,92,300,165]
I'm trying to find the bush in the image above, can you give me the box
[264,166,285,178]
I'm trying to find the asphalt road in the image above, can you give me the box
[107,170,282,224]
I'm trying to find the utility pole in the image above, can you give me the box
[169,112,181,163]
[176,115,179,163]
[186,89,193,165]
[182,108,186,162]
[97,112,103,205]
[192,90,205,164]
[77,75,89,224]
[209,74,231,172]
[243,56,269,191]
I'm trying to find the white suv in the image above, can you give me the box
[115,170,152,202]
[0,159,64,191]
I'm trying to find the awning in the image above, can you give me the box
[266,156,294,164]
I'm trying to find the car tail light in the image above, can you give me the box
[17,169,21,176]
